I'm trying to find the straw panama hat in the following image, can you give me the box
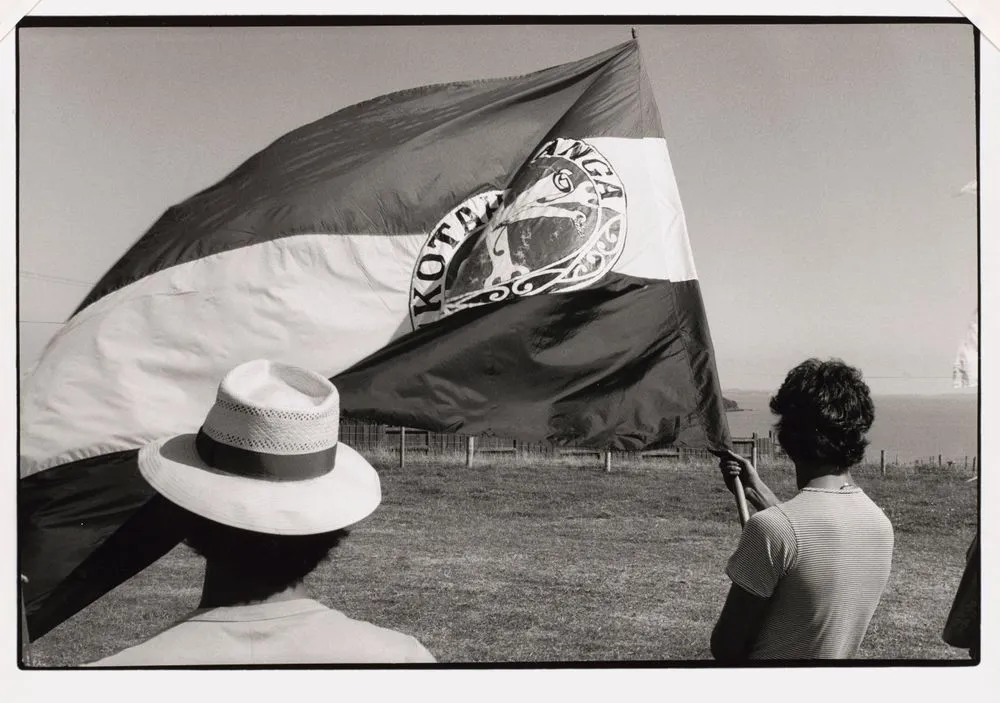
[138,359,381,535]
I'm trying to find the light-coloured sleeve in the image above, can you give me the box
[725,507,797,598]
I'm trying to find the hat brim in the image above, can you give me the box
[138,434,381,535]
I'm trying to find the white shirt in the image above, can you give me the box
[87,598,436,666]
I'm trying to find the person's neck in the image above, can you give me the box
[198,561,311,609]
[795,464,855,491]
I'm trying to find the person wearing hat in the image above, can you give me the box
[88,359,435,666]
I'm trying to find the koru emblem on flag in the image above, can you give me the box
[409,137,629,329]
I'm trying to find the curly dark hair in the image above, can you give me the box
[769,358,875,470]
[179,508,349,596]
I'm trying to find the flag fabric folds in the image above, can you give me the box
[20,39,730,638]
[335,273,727,449]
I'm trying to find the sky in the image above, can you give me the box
[16,21,979,395]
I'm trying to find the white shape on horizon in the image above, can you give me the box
[952,308,978,389]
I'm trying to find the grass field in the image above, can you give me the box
[28,453,978,666]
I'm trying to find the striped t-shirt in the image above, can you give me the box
[726,486,894,659]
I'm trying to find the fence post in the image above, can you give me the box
[972,456,977,473]
[604,450,612,473]
[399,427,406,469]
[880,449,886,477]
[466,436,475,468]
[751,432,759,470]
[938,454,942,468]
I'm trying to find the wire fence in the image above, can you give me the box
[339,420,782,470]
[339,420,977,474]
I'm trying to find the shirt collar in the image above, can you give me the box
[801,485,863,494]
[187,598,332,622]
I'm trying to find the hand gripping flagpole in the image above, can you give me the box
[712,449,750,528]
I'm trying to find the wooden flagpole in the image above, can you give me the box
[733,478,750,528]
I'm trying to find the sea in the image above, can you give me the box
[723,390,979,465]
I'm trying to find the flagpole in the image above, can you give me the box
[733,478,750,528]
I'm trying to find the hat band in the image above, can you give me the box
[195,429,337,482]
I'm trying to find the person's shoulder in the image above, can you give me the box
[85,634,184,667]
[857,490,895,533]
[316,609,436,663]
[86,646,147,667]
[738,505,797,553]
[726,504,798,595]
[747,504,794,535]
[85,614,201,667]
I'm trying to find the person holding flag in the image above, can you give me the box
[712,358,895,661]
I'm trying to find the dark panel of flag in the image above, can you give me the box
[335,275,730,451]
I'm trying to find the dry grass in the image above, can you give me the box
[28,454,977,666]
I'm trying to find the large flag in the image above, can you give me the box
[20,40,730,638]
